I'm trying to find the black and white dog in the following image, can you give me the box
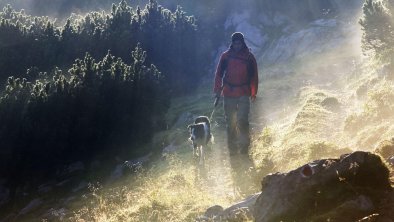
[188,116,212,165]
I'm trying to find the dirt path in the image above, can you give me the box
[196,119,259,204]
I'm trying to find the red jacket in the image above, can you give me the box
[214,48,258,98]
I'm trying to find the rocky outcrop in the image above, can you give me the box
[224,0,362,66]
[253,151,392,222]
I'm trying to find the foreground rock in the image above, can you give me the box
[253,151,392,222]
[198,193,260,221]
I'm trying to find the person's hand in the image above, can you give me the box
[251,95,256,103]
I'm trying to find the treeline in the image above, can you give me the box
[0,0,202,93]
[0,0,213,183]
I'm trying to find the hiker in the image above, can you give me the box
[213,32,258,155]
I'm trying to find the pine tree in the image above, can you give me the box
[360,0,394,61]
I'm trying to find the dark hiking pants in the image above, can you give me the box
[224,96,250,155]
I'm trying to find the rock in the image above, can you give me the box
[254,151,391,222]
[311,195,374,221]
[204,205,224,218]
[223,0,362,64]
[200,193,259,221]
[374,190,394,221]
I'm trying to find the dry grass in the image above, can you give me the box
[66,82,254,222]
[66,48,394,222]
[68,154,237,222]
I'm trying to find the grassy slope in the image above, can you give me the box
[65,79,259,221]
[65,26,394,222]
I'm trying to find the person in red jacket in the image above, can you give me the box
[214,32,258,155]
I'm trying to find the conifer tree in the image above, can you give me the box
[360,0,394,61]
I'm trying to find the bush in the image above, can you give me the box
[0,0,207,93]
[0,45,169,180]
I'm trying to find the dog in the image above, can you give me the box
[188,116,212,166]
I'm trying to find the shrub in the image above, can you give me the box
[359,0,394,61]
[0,45,168,181]
[0,0,206,93]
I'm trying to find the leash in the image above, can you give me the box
[209,106,216,121]
[209,96,220,121]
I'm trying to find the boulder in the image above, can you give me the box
[199,193,260,221]
[204,205,224,218]
[253,151,392,222]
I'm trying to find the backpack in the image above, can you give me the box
[220,51,255,88]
